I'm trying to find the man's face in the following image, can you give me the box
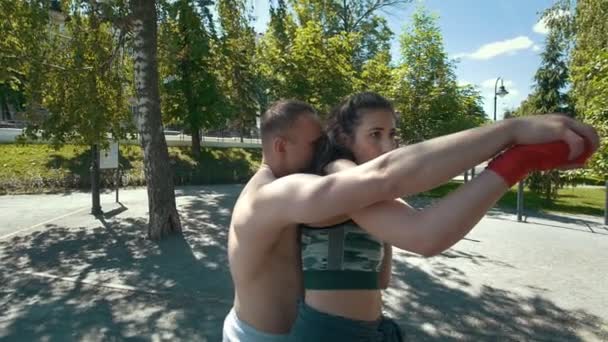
[283,113,323,174]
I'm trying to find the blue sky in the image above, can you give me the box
[249,0,556,120]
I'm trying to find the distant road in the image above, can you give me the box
[0,128,262,148]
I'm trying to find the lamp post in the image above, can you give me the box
[472,77,509,182]
[90,144,102,215]
[493,77,525,222]
[50,2,103,215]
[493,77,509,122]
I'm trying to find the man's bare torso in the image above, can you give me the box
[228,167,303,334]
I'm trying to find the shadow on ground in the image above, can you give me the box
[384,250,607,341]
[0,186,237,341]
[409,196,608,236]
[484,207,608,236]
[0,188,606,341]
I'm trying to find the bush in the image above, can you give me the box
[0,144,261,194]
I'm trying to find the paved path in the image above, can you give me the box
[0,186,606,341]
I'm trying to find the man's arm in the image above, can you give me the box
[253,116,598,230]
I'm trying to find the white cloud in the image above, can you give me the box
[455,36,534,60]
[458,80,471,87]
[532,44,542,52]
[533,19,550,35]
[533,9,571,35]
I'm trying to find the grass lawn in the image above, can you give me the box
[422,181,605,217]
[1,144,603,218]
[0,144,261,194]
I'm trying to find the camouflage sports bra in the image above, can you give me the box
[300,220,384,290]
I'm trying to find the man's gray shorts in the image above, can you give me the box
[222,308,289,342]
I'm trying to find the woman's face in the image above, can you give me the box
[348,109,397,164]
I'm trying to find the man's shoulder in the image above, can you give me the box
[237,169,276,204]
[231,170,275,225]
[248,167,277,190]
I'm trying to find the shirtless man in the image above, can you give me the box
[222,99,598,341]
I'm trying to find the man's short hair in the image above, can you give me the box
[261,100,316,143]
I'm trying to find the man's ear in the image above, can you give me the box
[273,136,287,153]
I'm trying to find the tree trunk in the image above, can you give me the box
[180,59,200,157]
[191,127,201,157]
[1,93,10,121]
[604,180,607,226]
[131,0,182,240]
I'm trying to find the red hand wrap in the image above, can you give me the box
[487,140,593,187]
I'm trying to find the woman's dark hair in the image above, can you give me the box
[308,92,395,175]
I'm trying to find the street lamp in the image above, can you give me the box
[492,76,524,222]
[493,77,509,121]
[49,2,103,215]
[468,77,508,182]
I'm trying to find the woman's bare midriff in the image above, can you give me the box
[305,289,383,322]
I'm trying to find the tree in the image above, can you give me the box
[0,1,31,121]
[532,31,571,114]
[217,0,259,139]
[131,0,182,239]
[570,0,608,181]
[258,20,359,114]
[159,0,223,156]
[257,1,415,114]
[256,0,293,105]
[0,1,137,148]
[513,7,573,200]
[512,96,539,118]
[503,108,517,120]
[257,3,359,115]
[358,50,393,96]
[32,4,132,148]
[255,0,294,107]
[454,84,487,130]
[0,83,25,121]
[289,0,408,69]
[0,1,46,120]
[2,1,181,237]
[392,8,467,143]
[2,1,136,216]
[268,0,293,48]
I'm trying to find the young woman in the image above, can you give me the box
[288,92,594,341]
